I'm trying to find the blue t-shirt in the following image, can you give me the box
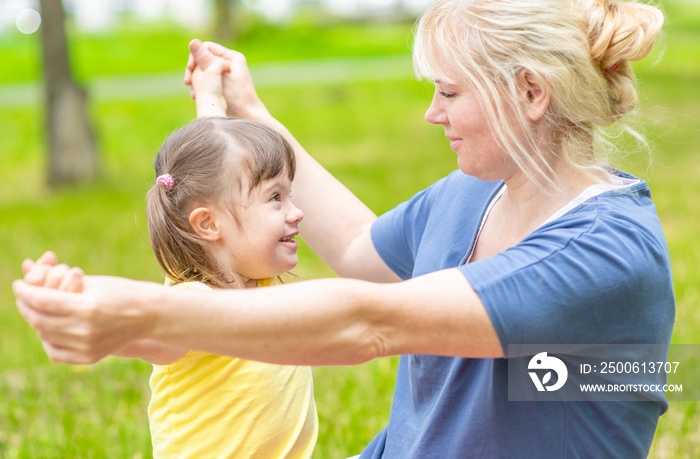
[365,169,674,458]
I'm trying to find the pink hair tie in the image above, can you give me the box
[605,60,622,74]
[156,174,174,190]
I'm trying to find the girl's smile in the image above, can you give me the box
[215,173,303,284]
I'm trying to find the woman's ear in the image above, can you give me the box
[189,207,221,241]
[517,69,550,121]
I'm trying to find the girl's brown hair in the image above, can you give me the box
[146,118,296,288]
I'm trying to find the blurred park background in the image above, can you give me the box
[0,0,698,457]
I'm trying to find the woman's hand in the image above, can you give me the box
[13,274,158,365]
[185,39,271,122]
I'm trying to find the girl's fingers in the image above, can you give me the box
[36,251,57,266]
[184,48,196,85]
[59,267,85,293]
[44,264,71,289]
[190,38,218,71]
[23,264,51,286]
[21,258,35,275]
[22,250,57,275]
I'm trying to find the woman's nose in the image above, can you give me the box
[425,94,446,125]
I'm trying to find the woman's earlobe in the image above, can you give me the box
[189,207,221,241]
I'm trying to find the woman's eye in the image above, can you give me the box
[440,91,456,99]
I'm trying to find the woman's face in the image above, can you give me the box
[424,72,520,182]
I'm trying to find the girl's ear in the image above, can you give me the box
[517,69,550,121]
[189,207,221,241]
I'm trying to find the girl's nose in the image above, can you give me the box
[288,204,303,224]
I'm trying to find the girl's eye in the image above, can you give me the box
[271,193,281,202]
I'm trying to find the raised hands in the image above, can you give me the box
[187,39,229,118]
[185,39,272,123]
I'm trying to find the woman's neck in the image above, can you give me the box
[499,163,605,235]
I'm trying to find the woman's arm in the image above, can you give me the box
[13,269,502,366]
[186,40,399,283]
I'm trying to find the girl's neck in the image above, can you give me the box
[228,276,260,289]
[217,271,261,289]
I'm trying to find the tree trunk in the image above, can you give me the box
[39,0,99,188]
[215,0,236,42]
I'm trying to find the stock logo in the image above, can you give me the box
[528,352,568,392]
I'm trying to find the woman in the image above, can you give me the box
[15,0,673,457]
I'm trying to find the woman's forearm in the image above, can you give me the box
[148,277,386,366]
[14,269,501,365]
[146,269,503,366]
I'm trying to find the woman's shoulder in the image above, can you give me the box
[436,169,502,191]
[565,176,663,241]
[414,170,503,210]
[526,177,669,272]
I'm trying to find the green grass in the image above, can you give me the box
[1,5,699,458]
[0,17,413,85]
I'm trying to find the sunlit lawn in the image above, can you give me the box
[0,4,699,458]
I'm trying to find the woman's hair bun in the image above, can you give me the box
[581,0,663,117]
[585,0,664,72]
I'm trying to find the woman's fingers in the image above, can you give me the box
[41,338,103,365]
[204,41,240,62]
[13,280,77,317]
[14,280,108,364]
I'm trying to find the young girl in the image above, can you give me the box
[28,115,319,457]
[132,116,318,458]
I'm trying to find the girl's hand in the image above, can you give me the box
[189,40,229,118]
[185,39,272,122]
[22,251,84,293]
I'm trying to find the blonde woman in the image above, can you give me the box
[16,0,673,457]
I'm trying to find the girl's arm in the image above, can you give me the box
[186,41,399,283]
[188,40,228,118]
[112,340,188,365]
[13,268,503,366]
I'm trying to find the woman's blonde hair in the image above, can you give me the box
[413,0,663,187]
[147,118,296,288]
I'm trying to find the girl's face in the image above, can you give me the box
[424,71,520,182]
[216,173,303,285]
